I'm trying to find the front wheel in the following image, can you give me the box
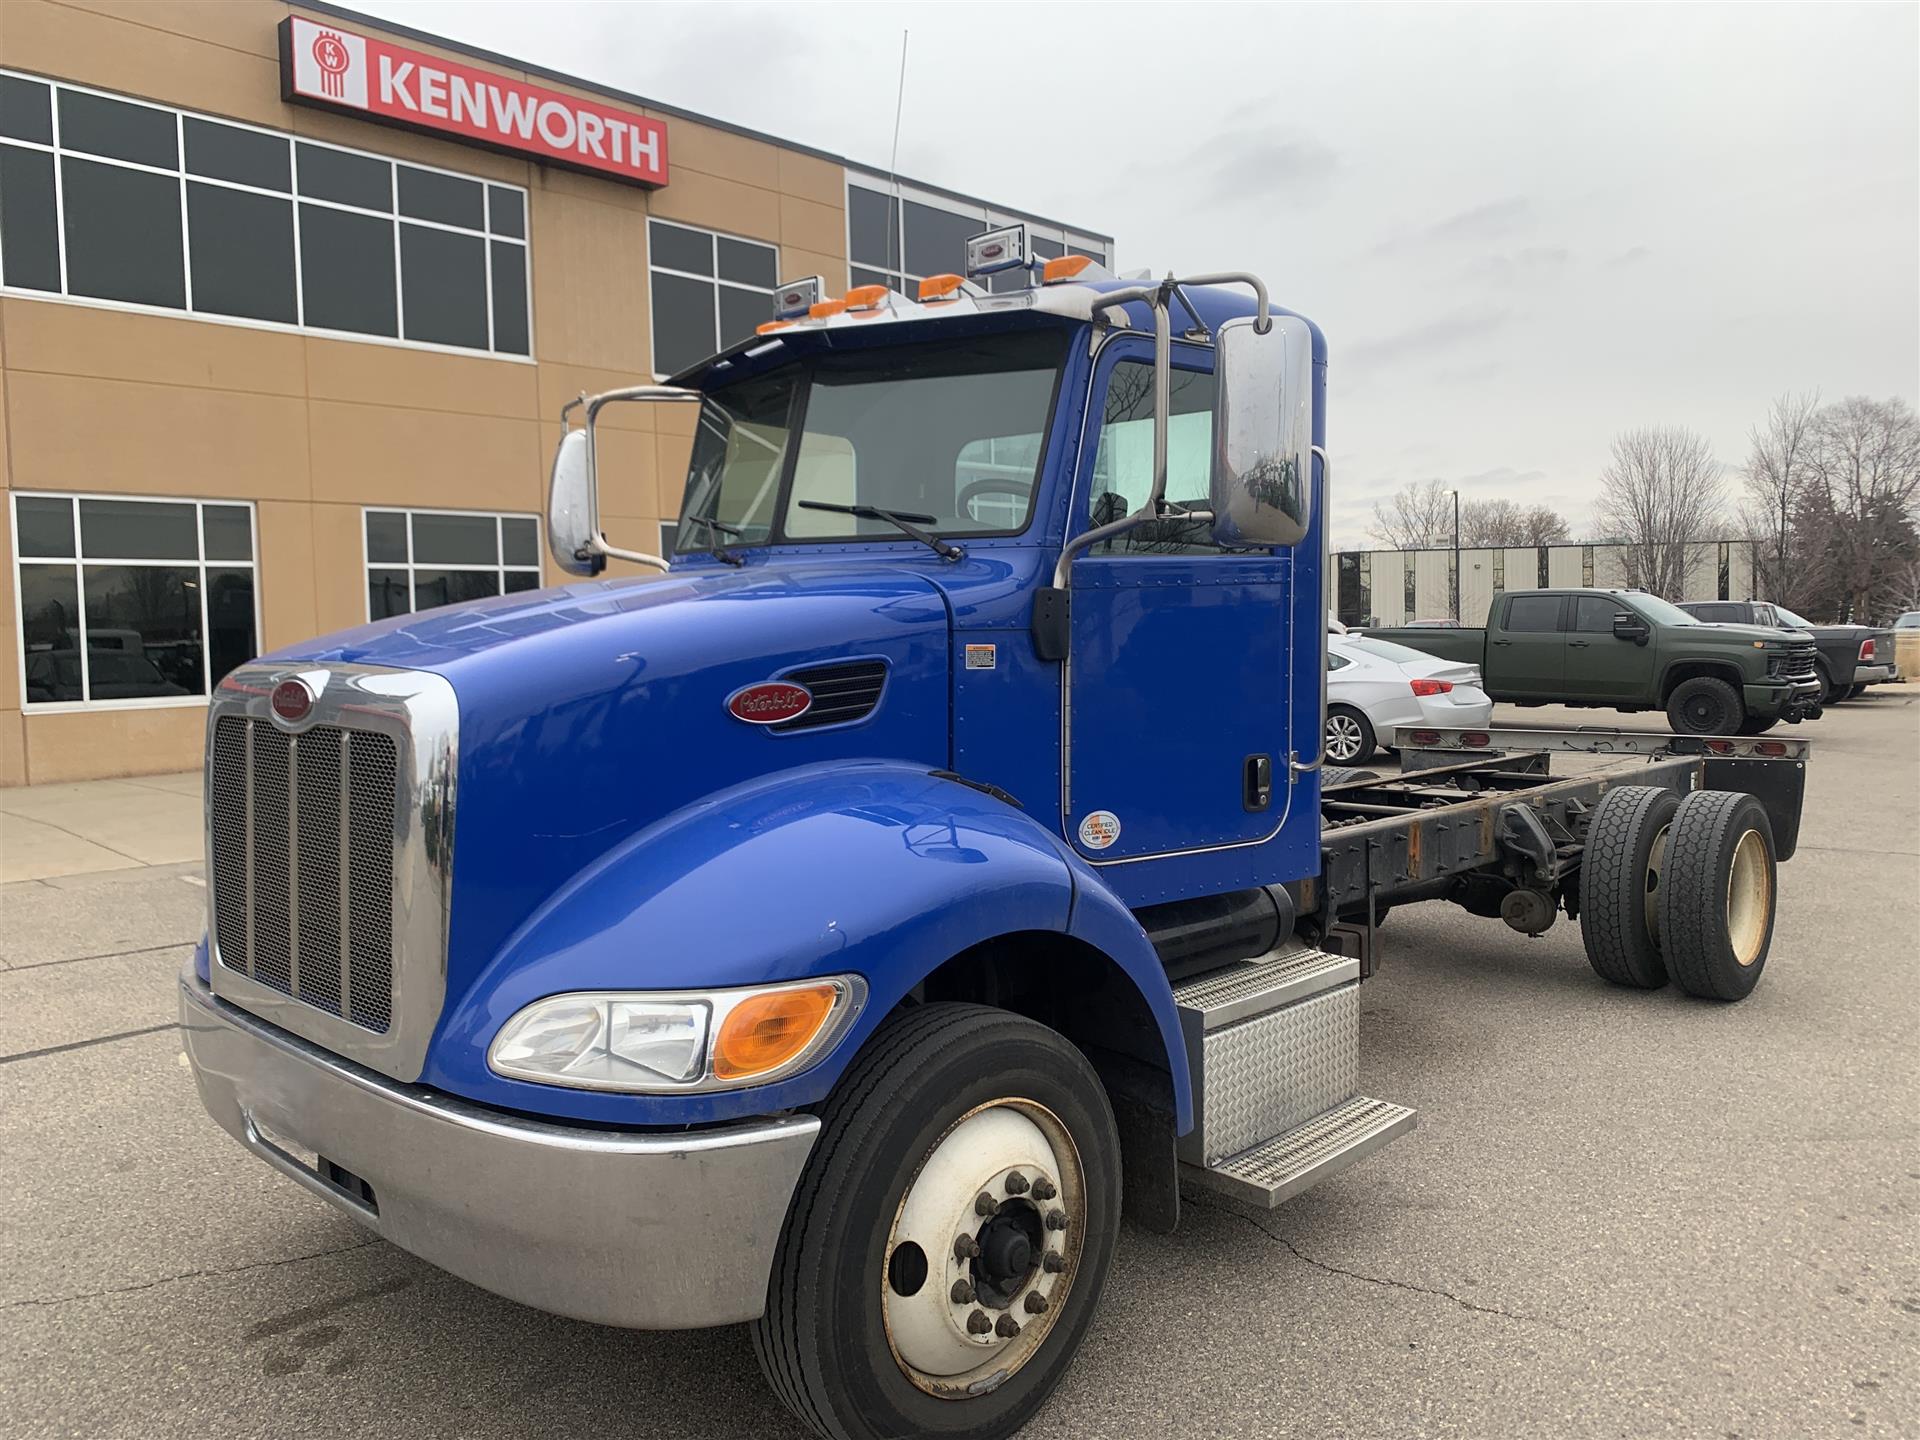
[1325,705,1376,763]
[1736,714,1778,735]
[1665,676,1742,735]
[753,1003,1120,1440]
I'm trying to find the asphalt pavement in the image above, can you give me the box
[3,687,1915,1439]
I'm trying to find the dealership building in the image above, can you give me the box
[0,0,1112,785]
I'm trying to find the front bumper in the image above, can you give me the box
[1745,677,1822,721]
[179,965,819,1329]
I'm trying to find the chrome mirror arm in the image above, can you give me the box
[559,385,703,575]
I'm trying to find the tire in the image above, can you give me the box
[1846,683,1869,699]
[1579,785,1682,989]
[1322,766,1381,788]
[1324,705,1376,764]
[753,1003,1121,1440]
[1665,676,1742,735]
[1658,791,1777,1001]
[1736,715,1778,735]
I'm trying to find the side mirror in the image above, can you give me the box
[1210,314,1315,548]
[1612,613,1650,645]
[547,428,603,577]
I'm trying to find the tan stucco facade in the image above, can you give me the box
[0,0,860,784]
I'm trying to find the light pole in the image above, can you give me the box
[1451,489,1461,622]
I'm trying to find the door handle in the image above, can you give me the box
[1569,639,1590,648]
[1492,639,1513,646]
[1243,754,1273,812]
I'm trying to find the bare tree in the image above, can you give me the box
[1803,396,1920,620]
[1741,391,1821,605]
[1458,497,1571,547]
[1368,477,1454,549]
[1520,504,1571,545]
[1592,426,1725,598]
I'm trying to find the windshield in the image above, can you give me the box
[674,331,1065,552]
[1625,594,1700,627]
[1770,603,1815,629]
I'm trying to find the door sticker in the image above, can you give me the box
[965,643,997,670]
[1079,810,1122,850]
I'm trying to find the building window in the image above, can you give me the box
[845,176,1109,296]
[0,70,531,358]
[364,508,542,619]
[12,492,257,708]
[648,219,778,377]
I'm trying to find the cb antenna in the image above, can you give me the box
[887,30,909,278]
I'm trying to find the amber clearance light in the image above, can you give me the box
[713,983,841,1080]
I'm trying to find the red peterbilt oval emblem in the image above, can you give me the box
[727,681,812,725]
[271,679,314,722]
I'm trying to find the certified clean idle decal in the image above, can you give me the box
[1078,810,1122,850]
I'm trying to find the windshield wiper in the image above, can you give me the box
[796,501,963,561]
[682,514,745,566]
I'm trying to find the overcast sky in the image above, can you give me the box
[359,1,1919,548]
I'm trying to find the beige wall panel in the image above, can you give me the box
[647,170,781,246]
[592,427,660,524]
[309,501,368,635]
[655,432,693,507]
[0,712,24,788]
[0,349,9,489]
[533,166,653,212]
[3,299,307,397]
[536,364,657,431]
[304,337,537,419]
[2,0,285,129]
[781,247,848,292]
[662,119,782,193]
[778,195,844,259]
[5,372,310,500]
[530,194,650,372]
[656,403,696,440]
[23,704,206,785]
[59,0,281,57]
[307,401,541,512]
[255,500,318,650]
[778,151,844,210]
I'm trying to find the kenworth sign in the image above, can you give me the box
[279,16,669,187]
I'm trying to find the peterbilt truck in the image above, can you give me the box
[182,237,1803,1439]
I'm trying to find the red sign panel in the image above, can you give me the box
[279,17,668,188]
[727,682,814,726]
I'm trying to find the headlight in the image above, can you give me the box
[487,976,866,1093]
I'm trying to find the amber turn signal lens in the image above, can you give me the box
[918,273,966,302]
[1041,254,1094,284]
[712,984,839,1080]
[842,284,890,311]
[809,298,848,319]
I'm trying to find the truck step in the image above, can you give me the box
[1172,945,1357,1031]
[1186,1095,1417,1208]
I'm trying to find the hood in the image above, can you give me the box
[262,561,953,995]
[1694,623,1807,644]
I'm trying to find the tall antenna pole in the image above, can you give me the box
[887,30,909,278]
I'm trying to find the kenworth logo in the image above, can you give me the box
[280,16,669,188]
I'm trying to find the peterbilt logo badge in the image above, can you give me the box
[727,681,812,725]
[270,679,315,723]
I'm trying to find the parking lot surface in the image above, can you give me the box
[3,687,1916,1439]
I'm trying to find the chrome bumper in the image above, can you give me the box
[1852,664,1894,685]
[179,965,819,1329]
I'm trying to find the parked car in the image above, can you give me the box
[1893,611,1920,629]
[1325,633,1492,762]
[1400,617,1462,628]
[1677,599,1894,703]
[24,648,192,703]
[1367,588,1821,735]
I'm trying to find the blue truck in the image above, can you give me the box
[181,235,1805,1438]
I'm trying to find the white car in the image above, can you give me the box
[1325,634,1493,763]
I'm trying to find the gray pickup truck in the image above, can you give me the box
[1368,587,1823,735]
[1677,599,1895,704]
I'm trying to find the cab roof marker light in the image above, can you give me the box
[965,222,1029,278]
[1041,254,1096,284]
[842,284,891,313]
[809,298,849,319]
[918,273,968,303]
[756,320,796,335]
[773,275,825,320]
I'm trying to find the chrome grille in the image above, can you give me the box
[209,715,398,1035]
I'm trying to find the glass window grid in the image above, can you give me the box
[9,490,258,711]
[844,178,1109,293]
[0,68,532,361]
[363,507,542,619]
[647,218,779,378]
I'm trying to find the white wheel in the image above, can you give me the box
[883,1099,1085,1395]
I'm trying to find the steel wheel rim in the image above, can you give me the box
[1726,828,1771,965]
[881,1098,1086,1399]
[1325,714,1363,761]
[1643,822,1670,945]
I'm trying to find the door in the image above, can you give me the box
[1063,341,1293,862]
[1569,595,1656,699]
[1493,592,1567,698]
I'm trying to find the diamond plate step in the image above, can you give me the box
[1173,946,1358,1031]
[1186,1095,1417,1208]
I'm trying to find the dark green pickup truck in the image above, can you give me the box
[1367,588,1823,734]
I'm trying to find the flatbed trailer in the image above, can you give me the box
[1304,726,1807,995]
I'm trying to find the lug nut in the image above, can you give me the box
[950,1279,975,1305]
[1024,1291,1049,1315]
[995,1314,1021,1339]
[1031,1178,1057,1201]
[1045,1209,1069,1232]
[953,1235,981,1261]
[966,1309,993,1335]
[974,1191,999,1217]
[1043,1252,1066,1273]
[1004,1171,1029,1195]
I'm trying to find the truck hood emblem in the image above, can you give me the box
[271,677,316,723]
[727,681,813,726]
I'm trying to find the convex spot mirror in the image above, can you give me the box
[548,428,601,577]
[1210,314,1315,549]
